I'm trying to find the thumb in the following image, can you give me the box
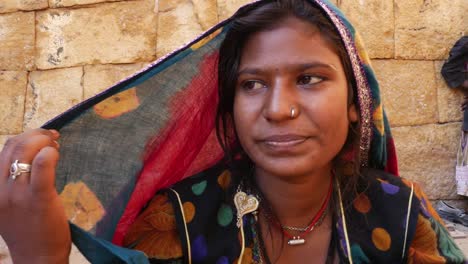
[30,146,60,194]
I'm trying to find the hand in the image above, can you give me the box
[0,129,70,264]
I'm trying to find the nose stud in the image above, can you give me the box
[290,106,297,118]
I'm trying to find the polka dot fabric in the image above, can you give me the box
[124,166,465,263]
[334,168,420,263]
[167,164,242,264]
[335,168,465,263]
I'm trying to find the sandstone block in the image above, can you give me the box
[218,0,338,21]
[372,59,438,127]
[392,123,461,199]
[24,67,83,129]
[0,135,12,151]
[36,1,157,69]
[157,0,218,57]
[395,0,467,60]
[217,0,252,21]
[0,12,35,70]
[0,71,27,134]
[49,0,131,8]
[0,0,48,13]
[339,0,394,59]
[435,60,464,123]
[328,0,338,7]
[69,244,90,263]
[83,63,144,99]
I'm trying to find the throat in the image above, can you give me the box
[262,177,333,247]
[254,167,334,225]
[256,207,334,264]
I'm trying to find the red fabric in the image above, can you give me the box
[113,52,223,245]
[384,138,399,176]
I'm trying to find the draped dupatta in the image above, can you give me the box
[44,0,398,250]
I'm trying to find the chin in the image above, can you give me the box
[254,155,332,179]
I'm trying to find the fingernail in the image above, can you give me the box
[54,140,60,148]
[49,129,60,137]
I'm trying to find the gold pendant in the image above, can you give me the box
[287,236,305,246]
[234,191,259,227]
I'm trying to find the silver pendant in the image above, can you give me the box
[287,236,305,246]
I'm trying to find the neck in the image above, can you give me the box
[255,165,333,226]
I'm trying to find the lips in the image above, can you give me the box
[260,134,309,148]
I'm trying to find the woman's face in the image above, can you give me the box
[233,17,357,179]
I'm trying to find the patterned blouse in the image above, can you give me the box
[122,166,466,263]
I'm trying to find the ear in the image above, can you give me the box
[348,104,358,122]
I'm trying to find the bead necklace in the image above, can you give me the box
[279,176,333,246]
[282,205,329,245]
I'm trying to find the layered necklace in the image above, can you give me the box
[277,177,333,246]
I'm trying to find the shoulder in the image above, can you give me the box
[361,168,447,226]
[164,163,236,229]
[358,168,435,239]
[357,169,466,263]
[358,168,421,215]
[169,162,233,199]
[343,169,420,262]
[122,190,184,261]
[361,167,413,190]
[122,164,235,262]
[166,165,242,263]
[360,168,429,211]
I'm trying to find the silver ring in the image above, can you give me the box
[10,160,32,180]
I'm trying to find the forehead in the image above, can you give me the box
[239,17,342,71]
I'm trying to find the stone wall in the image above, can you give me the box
[0,0,466,262]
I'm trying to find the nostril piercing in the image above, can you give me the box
[290,106,296,118]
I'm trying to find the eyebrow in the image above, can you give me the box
[237,62,338,76]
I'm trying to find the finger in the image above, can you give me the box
[0,136,16,184]
[23,128,60,141]
[7,135,60,185]
[25,128,60,148]
[48,129,61,140]
[0,129,59,184]
[30,146,59,194]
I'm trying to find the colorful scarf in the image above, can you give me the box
[46,0,400,258]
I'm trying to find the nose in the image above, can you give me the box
[262,79,297,122]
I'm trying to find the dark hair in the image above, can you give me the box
[215,0,362,256]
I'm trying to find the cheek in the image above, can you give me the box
[233,94,263,156]
[311,91,351,144]
[233,99,242,136]
[233,95,251,144]
[233,92,263,122]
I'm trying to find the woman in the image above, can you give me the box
[0,0,465,263]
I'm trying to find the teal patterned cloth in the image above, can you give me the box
[40,0,461,263]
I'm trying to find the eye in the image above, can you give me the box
[241,80,266,91]
[297,75,323,86]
